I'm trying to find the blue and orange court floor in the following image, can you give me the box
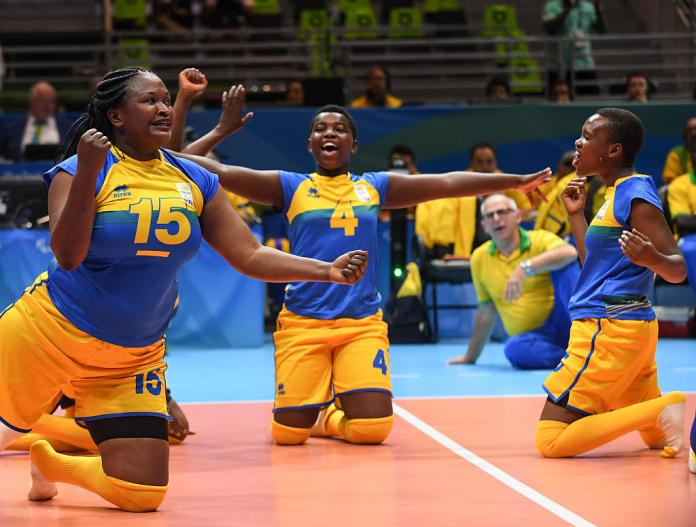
[2,338,695,526]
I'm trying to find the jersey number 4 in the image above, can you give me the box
[330,201,358,236]
[130,198,191,256]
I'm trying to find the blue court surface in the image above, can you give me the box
[166,337,696,403]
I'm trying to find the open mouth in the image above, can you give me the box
[151,120,171,130]
[321,143,338,153]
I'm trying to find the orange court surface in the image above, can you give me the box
[1,395,695,527]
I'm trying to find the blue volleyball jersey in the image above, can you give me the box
[43,147,218,346]
[278,170,389,319]
[569,175,662,320]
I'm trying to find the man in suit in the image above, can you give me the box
[0,81,71,161]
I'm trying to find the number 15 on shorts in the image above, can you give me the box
[373,349,388,375]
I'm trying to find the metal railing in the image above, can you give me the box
[1,27,695,107]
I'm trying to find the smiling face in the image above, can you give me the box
[108,73,173,150]
[572,114,615,177]
[308,112,357,174]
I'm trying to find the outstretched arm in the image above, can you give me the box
[622,200,686,283]
[176,153,283,208]
[384,168,552,209]
[201,188,367,283]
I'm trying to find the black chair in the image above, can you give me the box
[412,235,477,342]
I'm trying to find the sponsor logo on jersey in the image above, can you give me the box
[307,187,320,199]
[354,183,371,202]
[595,200,610,221]
[176,183,194,207]
[113,184,132,198]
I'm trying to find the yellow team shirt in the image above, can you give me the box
[349,93,403,108]
[415,197,458,248]
[667,171,696,221]
[535,172,606,237]
[471,228,566,335]
[663,146,693,185]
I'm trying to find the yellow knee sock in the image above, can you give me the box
[30,440,167,512]
[321,405,393,444]
[271,420,311,445]
[536,391,686,458]
[31,414,96,451]
[7,432,76,453]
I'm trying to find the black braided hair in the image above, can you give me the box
[55,67,152,162]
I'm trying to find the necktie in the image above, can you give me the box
[33,119,47,144]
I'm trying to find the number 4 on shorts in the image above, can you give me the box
[373,349,387,375]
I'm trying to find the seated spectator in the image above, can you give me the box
[549,80,571,103]
[535,151,606,237]
[284,79,305,106]
[667,171,696,293]
[415,143,495,259]
[662,116,696,185]
[0,81,71,162]
[388,144,418,175]
[448,194,579,369]
[468,142,541,217]
[486,77,511,102]
[350,65,403,108]
[626,72,650,102]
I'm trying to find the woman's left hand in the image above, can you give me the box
[329,250,368,284]
[216,84,254,136]
[618,228,659,268]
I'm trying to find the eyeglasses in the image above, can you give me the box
[482,208,515,220]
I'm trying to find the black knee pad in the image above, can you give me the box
[86,416,168,445]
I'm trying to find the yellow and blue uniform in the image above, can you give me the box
[663,145,693,185]
[273,171,391,412]
[472,228,578,368]
[668,172,696,293]
[0,146,218,431]
[543,175,663,414]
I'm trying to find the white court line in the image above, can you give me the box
[392,403,596,527]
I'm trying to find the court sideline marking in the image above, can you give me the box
[392,403,596,527]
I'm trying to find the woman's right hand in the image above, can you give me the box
[76,129,111,177]
[561,175,587,215]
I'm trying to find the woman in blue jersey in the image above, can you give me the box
[177,95,552,447]
[536,108,688,459]
[0,67,368,512]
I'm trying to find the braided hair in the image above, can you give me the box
[55,67,151,162]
